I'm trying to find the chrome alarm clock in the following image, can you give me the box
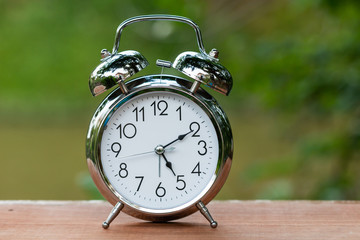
[86,15,233,229]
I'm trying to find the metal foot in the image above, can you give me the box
[102,201,124,229]
[196,201,218,228]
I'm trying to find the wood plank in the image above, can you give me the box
[1,200,360,240]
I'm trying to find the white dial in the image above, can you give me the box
[100,91,219,211]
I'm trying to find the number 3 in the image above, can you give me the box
[197,140,207,155]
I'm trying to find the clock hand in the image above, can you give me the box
[161,153,176,176]
[163,130,193,149]
[155,145,176,176]
[158,154,161,178]
[118,147,175,159]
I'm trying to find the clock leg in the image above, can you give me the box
[102,201,124,229]
[196,201,218,228]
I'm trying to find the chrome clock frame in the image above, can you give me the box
[86,75,233,225]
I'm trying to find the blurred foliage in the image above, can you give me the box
[1,0,359,200]
[227,0,360,199]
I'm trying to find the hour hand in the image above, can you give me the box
[155,145,176,176]
[161,153,176,176]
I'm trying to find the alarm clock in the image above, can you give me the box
[86,15,233,229]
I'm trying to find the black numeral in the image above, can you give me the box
[117,123,137,139]
[119,163,128,178]
[176,175,186,190]
[155,182,166,197]
[189,122,200,137]
[135,176,144,191]
[151,100,168,116]
[197,140,207,155]
[191,162,201,176]
[150,101,156,115]
[132,107,145,122]
[111,142,121,157]
[176,106,182,121]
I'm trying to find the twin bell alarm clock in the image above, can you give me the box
[86,15,233,229]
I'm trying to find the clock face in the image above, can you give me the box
[100,91,220,211]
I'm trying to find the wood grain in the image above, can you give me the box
[1,200,360,240]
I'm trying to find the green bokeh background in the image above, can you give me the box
[1,0,359,200]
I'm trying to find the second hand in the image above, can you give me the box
[118,147,175,159]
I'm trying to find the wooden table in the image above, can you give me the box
[1,200,360,239]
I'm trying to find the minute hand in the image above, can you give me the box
[163,130,193,149]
